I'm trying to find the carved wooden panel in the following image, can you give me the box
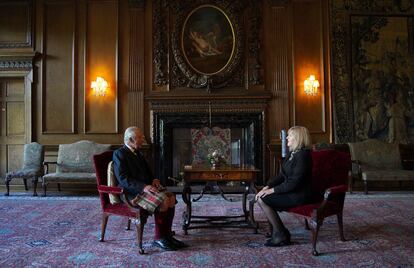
[85,0,118,133]
[0,0,33,48]
[129,91,144,130]
[42,0,75,134]
[292,0,325,133]
[7,144,24,172]
[128,4,145,129]
[7,102,25,136]
[265,4,291,140]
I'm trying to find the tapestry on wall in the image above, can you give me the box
[351,16,414,143]
[191,127,231,165]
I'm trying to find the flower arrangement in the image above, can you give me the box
[206,149,225,168]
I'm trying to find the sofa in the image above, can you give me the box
[348,139,414,194]
[41,140,111,196]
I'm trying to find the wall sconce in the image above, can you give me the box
[91,76,108,96]
[304,75,319,95]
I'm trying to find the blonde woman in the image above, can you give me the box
[256,126,312,247]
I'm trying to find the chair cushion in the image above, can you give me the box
[42,172,96,183]
[288,201,342,218]
[103,203,138,218]
[287,203,318,217]
[107,161,121,204]
[6,169,40,179]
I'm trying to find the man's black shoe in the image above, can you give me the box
[167,236,189,249]
[153,239,176,251]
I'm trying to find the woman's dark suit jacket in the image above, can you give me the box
[113,145,154,196]
[262,148,312,210]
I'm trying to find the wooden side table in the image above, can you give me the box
[181,165,260,234]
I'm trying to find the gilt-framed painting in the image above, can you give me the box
[181,5,235,75]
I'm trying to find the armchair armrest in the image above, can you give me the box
[43,161,58,174]
[314,184,348,217]
[97,185,123,194]
[323,184,348,200]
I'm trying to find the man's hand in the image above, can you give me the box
[152,179,161,188]
[144,184,159,194]
[255,186,274,201]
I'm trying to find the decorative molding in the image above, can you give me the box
[330,0,414,143]
[147,92,271,113]
[267,0,288,7]
[128,0,145,9]
[0,59,32,70]
[248,0,263,86]
[0,52,37,71]
[0,0,33,49]
[153,0,168,86]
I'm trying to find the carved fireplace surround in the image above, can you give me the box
[147,92,271,186]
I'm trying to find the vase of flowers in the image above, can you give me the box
[207,149,224,168]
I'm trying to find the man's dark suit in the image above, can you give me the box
[113,145,154,196]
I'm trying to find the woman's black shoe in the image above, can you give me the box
[264,239,291,247]
[153,238,176,251]
[167,236,189,248]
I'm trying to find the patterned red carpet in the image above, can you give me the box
[0,193,413,267]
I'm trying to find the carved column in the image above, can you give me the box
[128,0,146,130]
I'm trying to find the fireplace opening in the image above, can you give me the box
[152,112,265,186]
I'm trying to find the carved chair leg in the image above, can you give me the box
[310,222,321,256]
[23,179,28,191]
[57,183,61,192]
[349,176,354,193]
[100,213,109,242]
[4,177,11,196]
[32,177,38,196]
[305,219,310,230]
[136,214,147,254]
[364,180,368,194]
[126,219,131,230]
[42,182,47,197]
[337,212,346,242]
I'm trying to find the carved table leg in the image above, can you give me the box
[182,183,192,235]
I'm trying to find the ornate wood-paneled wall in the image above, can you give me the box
[0,0,331,183]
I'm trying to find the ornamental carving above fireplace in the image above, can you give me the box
[153,0,263,90]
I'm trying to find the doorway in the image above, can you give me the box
[0,76,30,178]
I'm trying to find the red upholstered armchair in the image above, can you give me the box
[287,149,351,256]
[93,151,149,254]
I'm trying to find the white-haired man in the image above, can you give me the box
[113,126,187,251]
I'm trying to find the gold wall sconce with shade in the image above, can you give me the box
[304,75,320,96]
[91,76,108,97]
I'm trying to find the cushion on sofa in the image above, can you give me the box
[42,173,96,183]
[348,139,402,169]
[56,140,111,173]
[362,170,414,181]
[107,161,121,204]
